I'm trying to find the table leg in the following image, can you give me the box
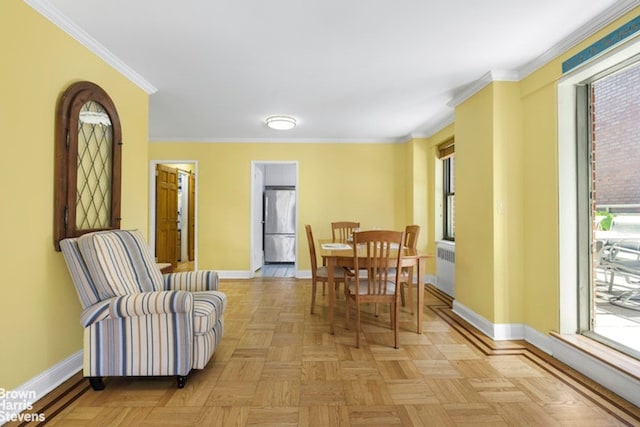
[328,256,335,335]
[416,258,425,334]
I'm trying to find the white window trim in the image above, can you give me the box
[557,35,640,335]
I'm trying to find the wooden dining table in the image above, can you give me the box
[318,239,431,335]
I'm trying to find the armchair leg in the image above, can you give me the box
[88,377,105,391]
[177,375,187,388]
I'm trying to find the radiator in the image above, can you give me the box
[436,241,455,297]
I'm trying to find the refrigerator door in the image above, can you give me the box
[264,189,296,234]
[265,234,296,263]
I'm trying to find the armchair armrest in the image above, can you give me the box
[80,300,111,327]
[109,290,193,319]
[164,270,219,292]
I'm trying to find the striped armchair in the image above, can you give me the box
[60,229,226,390]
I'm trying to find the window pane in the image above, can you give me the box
[447,194,455,239]
[76,101,113,230]
[444,155,455,240]
[449,156,455,192]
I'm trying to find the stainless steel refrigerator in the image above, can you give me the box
[264,187,296,263]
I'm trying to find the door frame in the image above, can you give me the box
[250,161,299,277]
[149,160,198,270]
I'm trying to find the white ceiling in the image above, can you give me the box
[30,0,638,142]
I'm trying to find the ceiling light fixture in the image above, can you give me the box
[266,115,296,130]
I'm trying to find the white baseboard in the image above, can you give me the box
[0,351,82,425]
[296,270,312,279]
[219,270,311,279]
[425,274,437,287]
[218,270,253,279]
[223,271,434,282]
[452,300,502,340]
[523,325,553,354]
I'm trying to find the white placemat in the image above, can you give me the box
[321,243,351,250]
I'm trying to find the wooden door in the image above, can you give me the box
[188,172,195,261]
[156,164,179,267]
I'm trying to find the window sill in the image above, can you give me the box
[550,331,640,382]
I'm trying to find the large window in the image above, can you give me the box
[578,59,640,358]
[440,139,455,241]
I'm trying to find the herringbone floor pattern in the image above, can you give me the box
[10,278,640,426]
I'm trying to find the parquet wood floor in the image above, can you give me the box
[10,279,640,426]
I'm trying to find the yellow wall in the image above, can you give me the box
[0,1,149,389]
[149,142,409,271]
[455,85,496,321]
[491,82,525,324]
[520,82,560,334]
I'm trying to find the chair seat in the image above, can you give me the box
[315,265,347,279]
[347,280,396,295]
[192,291,227,334]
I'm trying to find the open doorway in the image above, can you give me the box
[150,160,198,272]
[251,161,298,278]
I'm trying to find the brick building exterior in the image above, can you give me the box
[592,62,640,213]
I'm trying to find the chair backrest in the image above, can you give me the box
[60,237,103,309]
[331,221,360,242]
[65,229,164,303]
[404,225,420,249]
[352,230,404,296]
[305,224,319,273]
[78,229,164,300]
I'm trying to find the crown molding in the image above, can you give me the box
[149,135,412,144]
[411,112,455,139]
[446,70,519,109]
[517,0,640,79]
[24,0,157,95]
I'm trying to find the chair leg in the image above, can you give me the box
[88,377,105,391]
[177,375,187,388]
[345,293,350,329]
[311,280,317,314]
[406,268,415,315]
[608,269,616,292]
[393,301,399,349]
[355,303,361,348]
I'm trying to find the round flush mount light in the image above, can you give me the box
[266,115,296,130]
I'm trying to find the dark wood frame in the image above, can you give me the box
[53,81,122,250]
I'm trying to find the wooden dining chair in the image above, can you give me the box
[305,224,347,314]
[344,229,404,348]
[399,225,420,313]
[331,221,360,243]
